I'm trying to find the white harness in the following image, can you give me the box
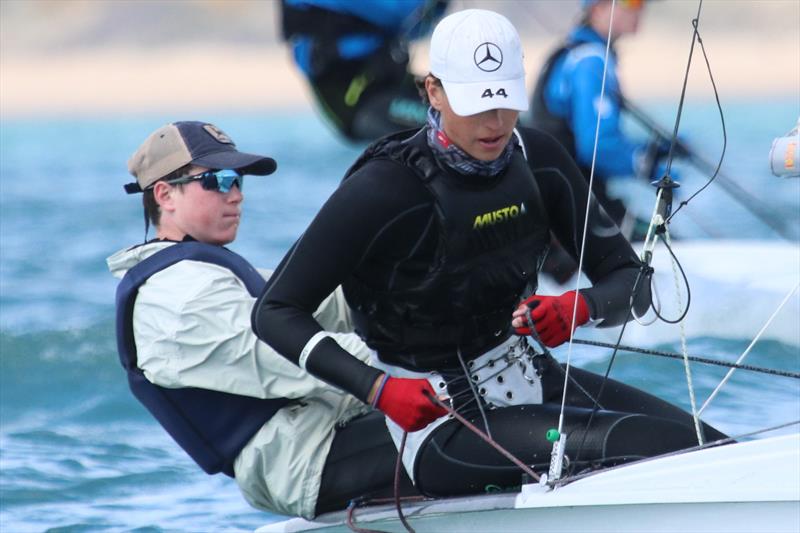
[370,336,544,481]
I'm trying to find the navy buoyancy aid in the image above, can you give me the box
[343,129,551,370]
[530,43,580,164]
[115,241,290,477]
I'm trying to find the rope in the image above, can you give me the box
[558,0,619,443]
[423,390,541,482]
[699,282,800,414]
[571,338,800,379]
[568,266,648,473]
[649,236,692,324]
[665,16,727,224]
[394,432,416,533]
[525,322,605,409]
[457,346,492,439]
[346,431,430,533]
[662,1,704,177]
[346,501,388,533]
[553,420,800,489]
[665,227,704,445]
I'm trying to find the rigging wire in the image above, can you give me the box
[698,281,800,414]
[447,339,604,412]
[648,235,692,323]
[557,0,619,443]
[395,432,416,533]
[566,265,650,474]
[346,501,388,533]
[351,3,791,528]
[423,390,541,481]
[640,1,716,328]
[457,346,493,439]
[664,226,704,445]
[525,323,606,409]
[621,95,794,241]
[661,2,704,177]
[571,338,800,380]
[665,16,727,223]
[553,419,800,489]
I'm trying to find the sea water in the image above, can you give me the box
[1,103,799,532]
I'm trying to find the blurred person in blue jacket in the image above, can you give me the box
[281,0,448,142]
[531,0,671,240]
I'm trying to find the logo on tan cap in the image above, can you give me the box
[203,124,234,145]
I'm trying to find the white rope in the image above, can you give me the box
[633,189,667,327]
[640,189,663,259]
[698,281,800,415]
[664,228,704,445]
[557,0,617,440]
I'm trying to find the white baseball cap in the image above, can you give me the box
[429,9,528,117]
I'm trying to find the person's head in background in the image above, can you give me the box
[423,9,528,162]
[583,0,645,40]
[125,121,276,245]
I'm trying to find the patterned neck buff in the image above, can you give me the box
[425,108,517,177]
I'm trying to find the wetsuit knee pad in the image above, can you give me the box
[412,405,565,497]
[560,411,701,471]
[412,405,711,498]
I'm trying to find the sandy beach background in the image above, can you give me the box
[1,0,798,119]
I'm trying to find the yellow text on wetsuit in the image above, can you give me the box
[473,203,526,229]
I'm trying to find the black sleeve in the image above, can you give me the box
[521,127,650,326]
[252,160,434,401]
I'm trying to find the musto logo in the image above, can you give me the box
[473,203,526,229]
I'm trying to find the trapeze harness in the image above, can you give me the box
[331,130,708,493]
[530,39,628,225]
[115,241,290,477]
[336,129,560,477]
[530,42,583,173]
[342,128,552,371]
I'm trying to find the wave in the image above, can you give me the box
[1,322,796,531]
[0,321,147,428]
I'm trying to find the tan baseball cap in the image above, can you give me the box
[125,121,277,193]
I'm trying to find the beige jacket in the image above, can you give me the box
[107,241,371,518]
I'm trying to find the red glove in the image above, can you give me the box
[513,291,590,347]
[373,376,448,432]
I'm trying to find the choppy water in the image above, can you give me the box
[1,102,799,531]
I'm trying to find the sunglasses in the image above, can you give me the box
[165,169,243,193]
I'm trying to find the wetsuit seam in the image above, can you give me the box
[356,202,433,271]
[531,166,580,254]
[600,413,644,459]
[387,210,437,291]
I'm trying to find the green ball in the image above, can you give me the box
[546,428,560,442]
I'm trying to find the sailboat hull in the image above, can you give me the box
[258,433,800,533]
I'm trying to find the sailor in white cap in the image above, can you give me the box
[254,9,724,498]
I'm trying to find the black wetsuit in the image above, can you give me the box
[253,126,725,497]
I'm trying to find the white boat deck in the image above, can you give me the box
[258,433,800,533]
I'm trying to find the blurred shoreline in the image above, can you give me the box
[3,33,798,119]
[1,0,798,119]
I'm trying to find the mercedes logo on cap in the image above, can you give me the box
[474,42,503,72]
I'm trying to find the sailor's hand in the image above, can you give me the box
[371,375,448,432]
[512,291,590,347]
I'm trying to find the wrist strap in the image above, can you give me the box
[299,331,331,370]
[370,374,391,407]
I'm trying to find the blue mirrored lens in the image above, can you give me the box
[201,169,242,193]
